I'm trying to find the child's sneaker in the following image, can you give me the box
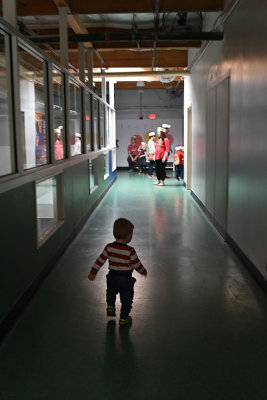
[106,305,116,316]
[119,316,132,327]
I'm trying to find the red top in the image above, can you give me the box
[174,150,184,165]
[128,143,140,156]
[154,138,170,160]
[90,242,147,277]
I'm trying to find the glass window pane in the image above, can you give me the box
[36,176,62,243]
[105,106,108,148]
[100,102,104,148]
[69,79,82,156]
[0,31,14,176]
[112,149,116,171]
[104,152,109,178]
[89,159,98,193]
[85,91,91,152]
[19,46,48,169]
[93,97,99,150]
[52,67,65,161]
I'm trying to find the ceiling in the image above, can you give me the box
[1,0,225,89]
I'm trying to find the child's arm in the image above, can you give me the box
[88,246,108,281]
[130,249,147,276]
[88,268,98,280]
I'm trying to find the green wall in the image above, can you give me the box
[0,156,116,322]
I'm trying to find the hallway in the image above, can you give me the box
[1,171,267,400]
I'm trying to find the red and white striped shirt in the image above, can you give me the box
[90,242,146,277]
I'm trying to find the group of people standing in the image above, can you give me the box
[127,124,184,186]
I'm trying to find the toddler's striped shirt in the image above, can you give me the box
[90,242,146,277]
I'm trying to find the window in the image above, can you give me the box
[89,159,98,193]
[105,106,109,148]
[52,67,65,161]
[0,31,14,177]
[93,97,99,150]
[112,149,116,172]
[19,45,48,169]
[35,175,63,245]
[100,102,105,148]
[109,108,116,148]
[85,90,91,152]
[104,152,109,179]
[69,79,82,156]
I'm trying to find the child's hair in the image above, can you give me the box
[113,218,134,239]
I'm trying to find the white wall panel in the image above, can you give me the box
[184,0,267,280]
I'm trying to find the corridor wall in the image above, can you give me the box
[184,0,267,284]
[0,18,117,335]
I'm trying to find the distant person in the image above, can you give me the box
[71,133,82,156]
[54,128,64,161]
[153,127,170,186]
[174,146,184,180]
[147,131,156,178]
[88,218,147,327]
[127,136,140,171]
[162,123,171,136]
[138,141,147,174]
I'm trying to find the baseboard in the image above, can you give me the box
[190,190,267,296]
[191,190,227,239]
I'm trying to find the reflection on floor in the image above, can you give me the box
[1,171,267,399]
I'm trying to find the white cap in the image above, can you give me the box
[75,133,81,138]
[157,126,164,134]
[141,141,146,146]
[148,131,155,137]
[162,124,171,129]
[54,128,61,134]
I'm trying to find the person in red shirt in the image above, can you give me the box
[174,146,184,180]
[153,127,170,186]
[88,218,147,327]
[127,136,140,170]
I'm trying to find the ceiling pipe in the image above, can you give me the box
[29,31,223,44]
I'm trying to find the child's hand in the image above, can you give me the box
[88,271,96,281]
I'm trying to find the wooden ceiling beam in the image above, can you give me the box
[65,49,187,69]
[16,0,224,16]
[51,0,93,48]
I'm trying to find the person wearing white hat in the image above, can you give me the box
[162,123,171,134]
[147,131,156,177]
[157,126,164,136]
[71,132,82,156]
[54,127,64,161]
[153,128,170,186]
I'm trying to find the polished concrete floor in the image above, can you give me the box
[1,171,267,400]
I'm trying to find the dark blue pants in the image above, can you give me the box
[106,273,136,319]
[148,160,154,176]
[175,164,184,179]
[155,159,166,181]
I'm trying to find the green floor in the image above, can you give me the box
[1,171,267,400]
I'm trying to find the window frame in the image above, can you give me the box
[34,171,64,248]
